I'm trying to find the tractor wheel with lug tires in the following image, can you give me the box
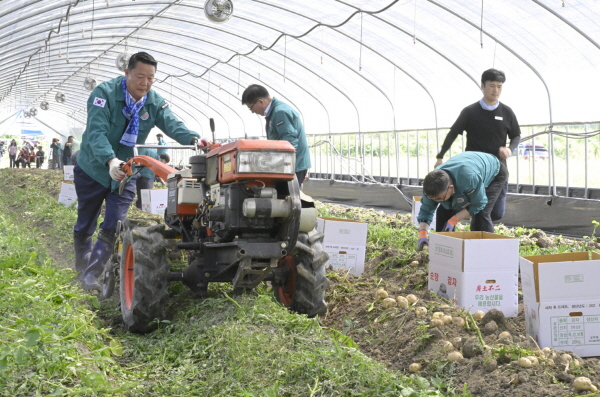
[273,229,330,317]
[120,224,169,333]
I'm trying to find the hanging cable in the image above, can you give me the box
[413,0,417,44]
[480,0,484,48]
[237,55,241,95]
[283,36,287,83]
[91,0,95,41]
[359,12,363,71]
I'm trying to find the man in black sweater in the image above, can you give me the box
[433,68,521,231]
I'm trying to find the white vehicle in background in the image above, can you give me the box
[518,143,549,160]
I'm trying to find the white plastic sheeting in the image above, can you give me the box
[0,0,599,140]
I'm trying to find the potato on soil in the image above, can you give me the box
[396,296,409,309]
[442,315,453,325]
[408,363,421,373]
[374,288,388,299]
[429,318,444,328]
[415,306,427,316]
[517,357,532,368]
[441,340,454,352]
[573,377,593,391]
[432,311,445,319]
[447,351,463,362]
[406,294,418,304]
[527,356,539,366]
[472,310,485,321]
[382,298,397,308]
[452,317,465,327]
[410,260,420,266]
[497,331,512,343]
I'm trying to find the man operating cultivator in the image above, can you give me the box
[100,130,329,333]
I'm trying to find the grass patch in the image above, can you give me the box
[0,169,452,396]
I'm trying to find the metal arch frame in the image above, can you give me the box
[18,34,299,139]
[531,0,600,52]
[25,68,206,135]
[2,12,327,139]
[427,0,553,126]
[8,24,331,140]
[0,0,180,101]
[253,0,462,150]
[139,14,345,135]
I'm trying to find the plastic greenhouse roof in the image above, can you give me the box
[0,0,599,140]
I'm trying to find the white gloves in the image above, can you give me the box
[108,158,125,181]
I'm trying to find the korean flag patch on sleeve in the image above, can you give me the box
[93,97,106,108]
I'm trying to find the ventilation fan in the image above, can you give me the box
[40,101,49,110]
[115,53,129,72]
[55,92,66,103]
[23,111,31,118]
[84,76,97,91]
[204,0,234,23]
[29,108,38,117]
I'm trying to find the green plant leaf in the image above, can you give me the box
[24,327,41,347]
[109,339,123,357]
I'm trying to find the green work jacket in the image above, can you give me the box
[418,152,500,225]
[78,76,199,190]
[265,97,311,172]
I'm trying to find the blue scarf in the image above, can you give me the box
[120,77,147,147]
[479,98,499,111]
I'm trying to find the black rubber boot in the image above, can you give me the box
[81,231,115,292]
[73,233,92,280]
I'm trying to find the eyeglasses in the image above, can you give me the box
[247,100,258,112]
[428,185,451,202]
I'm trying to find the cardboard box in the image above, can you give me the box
[63,165,74,181]
[141,188,168,215]
[317,217,368,276]
[429,231,520,272]
[428,263,519,317]
[521,252,600,357]
[412,196,436,229]
[427,231,520,317]
[58,182,77,207]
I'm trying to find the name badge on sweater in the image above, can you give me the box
[495,116,503,120]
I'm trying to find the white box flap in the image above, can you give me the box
[521,252,600,302]
[318,217,367,245]
[430,231,519,272]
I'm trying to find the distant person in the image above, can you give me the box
[8,140,18,168]
[156,133,167,156]
[35,146,45,168]
[433,69,520,230]
[416,151,508,251]
[28,147,36,166]
[63,136,74,166]
[15,147,31,168]
[73,51,206,292]
[241,84,311,187]
[50,138,63,170]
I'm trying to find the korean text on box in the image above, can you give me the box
[521,251,600,357]
[58,182,77,207]
[63,165,74,181]
[428,231,519,317]
[141,188,168,215]
[317,217,367,276]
